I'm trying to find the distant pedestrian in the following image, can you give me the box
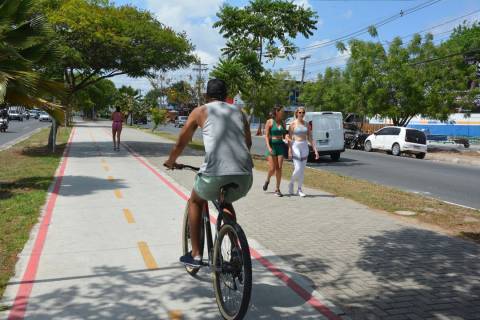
[111,107,124,151]
[263,106,288,197]
[288,107,319,197]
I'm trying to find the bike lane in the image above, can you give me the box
[2,121,344,320]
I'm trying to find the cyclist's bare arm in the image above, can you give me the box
[165,106,206,168]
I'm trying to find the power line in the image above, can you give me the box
[299,0,443,52]
[272,9,480,73]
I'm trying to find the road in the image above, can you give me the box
[0,118,50,149]
[147,123,480,210]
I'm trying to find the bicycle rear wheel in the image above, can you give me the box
[213,222,252,320]
[182,201,205,276]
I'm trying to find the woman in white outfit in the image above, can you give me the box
[288,107,319,197]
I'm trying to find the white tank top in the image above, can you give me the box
[199,101,253,176]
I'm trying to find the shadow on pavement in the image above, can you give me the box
[59,175,128,197]
[61,141,202,159]
[15,264,320,319]
[324,228,480,319]
[307,157,364,168]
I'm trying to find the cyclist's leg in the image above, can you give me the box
[188,189,206,258]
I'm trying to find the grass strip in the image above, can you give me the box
[130,126,204,151]
[139,126,480,243]
[0,127,71,299]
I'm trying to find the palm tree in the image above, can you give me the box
[210,58,248,99]
[0,0,65,124]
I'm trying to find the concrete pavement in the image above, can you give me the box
[1,121,342,320]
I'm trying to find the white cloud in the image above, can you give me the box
[113,0,226,92]
[146,0,225,65]
[293,0,312,9]
[343,9,353,20]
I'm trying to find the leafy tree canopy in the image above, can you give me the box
[214,0,317,63]
[39,0,197,96]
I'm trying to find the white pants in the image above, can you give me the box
[290,140,309,190]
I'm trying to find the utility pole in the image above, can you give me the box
[298,55,311,106]
[300,55,311,85]
[193,60,208,107]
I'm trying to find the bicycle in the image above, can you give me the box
[172,164,252,320]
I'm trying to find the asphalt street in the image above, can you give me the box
[0,118,50,149]
[148,123,480,210]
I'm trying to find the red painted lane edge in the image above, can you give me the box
[121,141,341,320]
[7,128,76,320]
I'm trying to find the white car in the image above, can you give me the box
[175,116,188,128]
[39,112,52,122]
[364,126,427,159]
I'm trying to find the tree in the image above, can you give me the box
[116,86,142,125]
[167,81,195,110]
[214,0,317,64]
[39,0,196,117]
[242,71,294,121]
[213,0,318,120]
[0,0,65,123]
[74,79,118,118]
[150,108,167,131]
[210,58,248,98]
[302,67,351,112]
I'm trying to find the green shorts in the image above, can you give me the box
[265,141,287,157]
[194,174,253,203]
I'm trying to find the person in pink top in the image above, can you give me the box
[111,107,124,151]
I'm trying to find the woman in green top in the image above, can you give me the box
[263,106,288,197]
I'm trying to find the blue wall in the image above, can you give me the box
[407,124,480,137]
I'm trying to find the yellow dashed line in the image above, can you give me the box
[168,310,183,320]
[101,159,107,164]
[102,164,110,172]
[123,208,135,223]
[138,241,158,269]
[114,189,123,199]
[107,176,114,181]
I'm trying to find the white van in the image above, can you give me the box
[304,111,345,161]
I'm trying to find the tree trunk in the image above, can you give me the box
[256,122,263,136]
[47,120,58,153]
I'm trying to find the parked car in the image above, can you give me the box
[304,111,345,162]
[133,117,147,125]
[31,110,41,119]
[175,116,188,128]
[39,112,52,122]
[364,126,427,159]
[8,109,23,121]
[285,117,294,131]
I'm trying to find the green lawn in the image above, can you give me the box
[0,127,71,299]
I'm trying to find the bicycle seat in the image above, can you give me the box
[221,183,239,191]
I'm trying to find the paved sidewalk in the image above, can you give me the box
[120,125,480,320]
[1,122,341,320]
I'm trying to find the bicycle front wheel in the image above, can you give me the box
[182,201,205,276]
[213,222,252,320]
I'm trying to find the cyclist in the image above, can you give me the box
[164,79,253,268]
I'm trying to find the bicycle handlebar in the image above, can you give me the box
[164,163,200,171]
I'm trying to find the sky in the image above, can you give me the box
[110,0,480,93]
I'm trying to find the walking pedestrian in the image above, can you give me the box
[111,107,124,151]
[288,107,319,197]
[263,106,288,197]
